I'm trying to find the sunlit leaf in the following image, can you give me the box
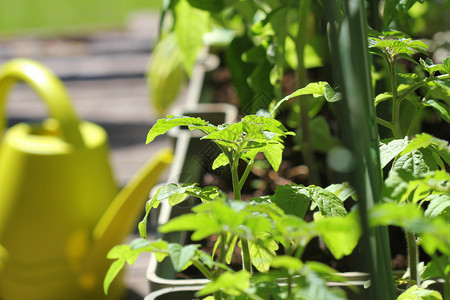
[398,284,443,300]
[146,116,209,143]
[425,194,450,218]
[325,182,356,202]
[197,270,251,296]
[315,212,361,259]
[168,244,199,272]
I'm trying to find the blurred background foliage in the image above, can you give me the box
[0,0,162,36]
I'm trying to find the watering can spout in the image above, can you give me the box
[0,58,173,300]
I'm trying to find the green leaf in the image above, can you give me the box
[425,194,450,218]
[201,122,243,143]
[272,185,310,218]
[400,133,433,155]
[382,0,414,27]
[139,195,161,239]
[225,35,255,111]
[249,233,278,273]
[187,0,224,12]
[159,213,222,240]
[212,152,229,170]
[197,270,251,297]
[420,58,445,75]
[315,212,361,259]
[398,285,443,300]
[444,57,450,73]
[157,183,193,205]
[393,148,438,175]
[270,255,303,271]
[325,182,356,202]
[148,33,185,115]
[104,239,170,294]
[174,0,210,75]
[420,217,450,256]
[146,115,209,143]
[168,244,199,272]
[369,202,423,228]
[305,185,347,217]
[382,169,423,203]
[271,82,340,114]
[262,142,283,171]
[423,99,450,123]
[375,92,393,106]
[324,84,342,102]
[423,255,450,279]
[104,259,125,294]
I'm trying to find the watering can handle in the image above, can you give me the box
[0,58,84,146]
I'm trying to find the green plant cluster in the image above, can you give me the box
[106,0,449,299]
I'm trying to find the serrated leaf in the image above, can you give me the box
[249,233,278,273]
[212,152,229,170]
[325,182,356,202]
[425,194,450,218]
[271,82,339,114]
[423,99,450,123]
[302,185,347,216]
[272,185,310,218]
[398,285,443,300]
[168,244,199,272]
[420,57,445,75]
[146,116,209,143]
[393,148,438,175]
[401,133,433,155]
[156,183,196,205]
[262,142,283,171]
[201,122,243,142]
[444,57,450,73]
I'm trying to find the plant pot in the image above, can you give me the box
[143,273,370,300]
[144,286,200,300]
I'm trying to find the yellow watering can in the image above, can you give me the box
[0,59,173,300]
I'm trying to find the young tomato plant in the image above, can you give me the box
[103,114,361,299]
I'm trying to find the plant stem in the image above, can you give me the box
[192,260,214,281]
[217,233,228,269]
[388,57,402,138]
[241,237,252,274]
[231,153,242,201]
[405,230,419,287]
[229,144,253,274]
[397,73,450,103]
[376,117,394,130]
[287,274,293,300]
[295,0,320,185]
[239,158,255,190]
